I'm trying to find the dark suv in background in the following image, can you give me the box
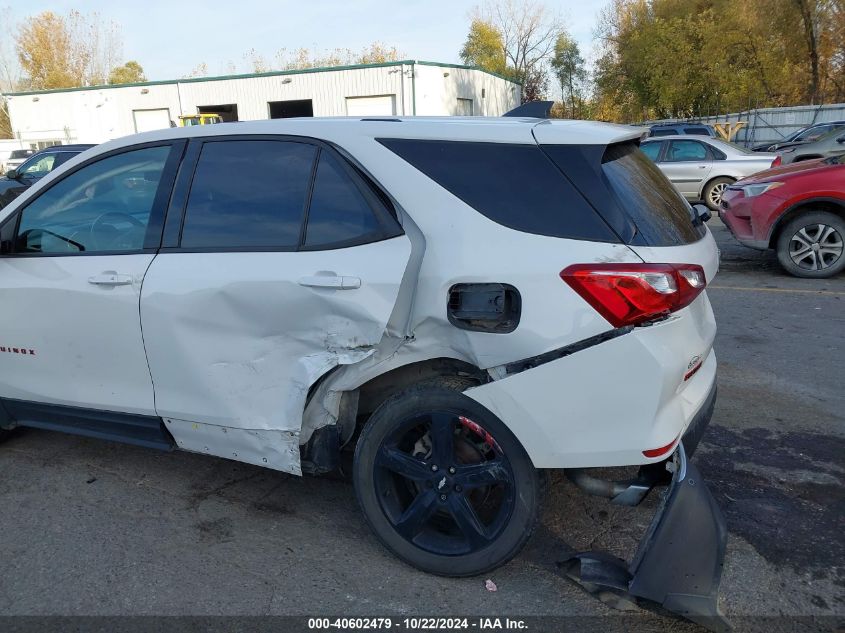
[649,123,717,137]
[0,145,94,209]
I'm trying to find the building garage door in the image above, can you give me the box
[133,109,171,133]
[345,95,396,117]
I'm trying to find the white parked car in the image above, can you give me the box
[2,148,35,174]
[641,135,780,211]
[0,117,726,625]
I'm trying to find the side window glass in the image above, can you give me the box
[304,151,383,247]
[180,140,316,249]
[15,145,170,254]
[666,140,708,162]
[639,142,661,161]
[51,152,76,170]
[20,153,56,178]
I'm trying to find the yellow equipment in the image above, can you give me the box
[178,114,223,127]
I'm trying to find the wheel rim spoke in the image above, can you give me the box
[790,243,812,261]
[447,493,492,549]
[793,229,814,249]
[394,489,438,539]
[453,459,511,489]
[818,225,835,244]
[428,412,456,467]
[376,446,431,482]
[376,410,516,556]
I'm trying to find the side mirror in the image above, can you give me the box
[692,203,712,224]
[5,168,18,180]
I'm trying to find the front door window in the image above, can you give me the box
[14,146,170,254]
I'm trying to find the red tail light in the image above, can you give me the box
[771,155,782,168]
[560,263,707,327]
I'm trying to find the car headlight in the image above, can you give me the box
[740,182,784,197]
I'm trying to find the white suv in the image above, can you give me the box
[0,117,724,624]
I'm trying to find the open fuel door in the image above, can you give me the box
[140,138,413,474]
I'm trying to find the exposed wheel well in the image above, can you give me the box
[768,200,845,248]
[356,358,488,420]
[794,155,823,162]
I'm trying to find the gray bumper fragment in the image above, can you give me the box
[560,444,730,632]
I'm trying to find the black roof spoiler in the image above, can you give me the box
[503,101,554,118]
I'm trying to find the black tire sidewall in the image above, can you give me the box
[353,385,540,577]
[776,211,845,278]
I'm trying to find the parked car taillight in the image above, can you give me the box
[560,263,707,327]
[771,155,782,168]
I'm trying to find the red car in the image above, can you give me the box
[720,154,845,278]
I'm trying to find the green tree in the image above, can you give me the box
[591,0,842,122]
[461,1,564,102]
[460,19,508,75]
[108,60,145,84]
[550,33,586,118]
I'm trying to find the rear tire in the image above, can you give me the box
[776,211,845,278]
[353,383,540,577]
[703,177,734,212]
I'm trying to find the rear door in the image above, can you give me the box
[140,136,412,472]
[660,139,713,198]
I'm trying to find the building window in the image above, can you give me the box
[456,98,473,116]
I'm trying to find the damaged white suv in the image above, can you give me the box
[0,114,726,624]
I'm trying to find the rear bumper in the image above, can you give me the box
[562,443,730,632]
[681,382,716,458]
[465,295,718,469]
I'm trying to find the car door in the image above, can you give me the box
[140,136,413,473]
[659,139,713,198]
[0,141,183,420]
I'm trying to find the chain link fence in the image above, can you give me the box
[645,103,845,147]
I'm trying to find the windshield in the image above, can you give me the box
[712,139,755,154]
[796,124,845,143]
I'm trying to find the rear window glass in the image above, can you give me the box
[181,140,316,249]
[304,151,383,247]
[376,139,617,242]
[683,127,711,135]
[650,128,678,137]
[600,143,704,244]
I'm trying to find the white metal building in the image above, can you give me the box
[5,60,521,148]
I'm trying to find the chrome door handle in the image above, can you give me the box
[88,272,133,286]
[298,275,361,289]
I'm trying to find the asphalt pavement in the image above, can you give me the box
[0,218,842,632]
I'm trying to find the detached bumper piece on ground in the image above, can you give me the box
[561,401,729,632]
[561,446,729,632]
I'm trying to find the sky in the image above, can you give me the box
[2,0,610,81]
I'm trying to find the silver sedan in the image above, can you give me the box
[640,135,779,210]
